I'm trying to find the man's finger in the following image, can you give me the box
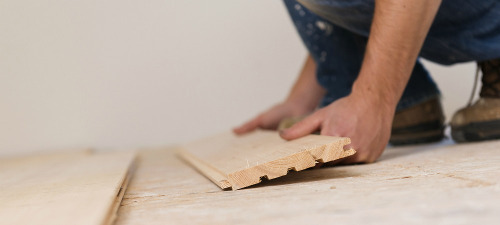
[233,117,261,135]
[280,112,322,140]
[340,152,374,165]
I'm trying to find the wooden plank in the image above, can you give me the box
[178,130,355,190]
[0,150,136,225]
[102,159,135,225]
[116,140,500,225]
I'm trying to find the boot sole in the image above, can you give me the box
[390,120,445,146]
[451,119,500,143]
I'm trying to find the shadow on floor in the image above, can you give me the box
[246,166,363,189]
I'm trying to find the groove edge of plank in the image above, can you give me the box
[102,156,137,225]
[227,140,355,190]
[177,131,356,190]
[177,149,232,189]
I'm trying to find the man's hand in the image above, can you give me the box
[233,101,313,134]
[280,91,395,163]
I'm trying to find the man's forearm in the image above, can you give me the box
[352,0,442,108]
[286,54,326,111]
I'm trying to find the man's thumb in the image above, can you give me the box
[280,113,321,140]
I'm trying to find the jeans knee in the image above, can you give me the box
[295,0,374,37]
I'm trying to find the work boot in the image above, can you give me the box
[451,58,500,142]
[390,98,446,145]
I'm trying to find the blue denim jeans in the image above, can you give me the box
[284,0,500,110]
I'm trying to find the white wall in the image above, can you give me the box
[0,0,476,157]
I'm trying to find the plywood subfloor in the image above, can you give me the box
[116,139,500,225]
[178,130,355,190]
[0,150,136,225]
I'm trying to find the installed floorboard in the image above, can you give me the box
[178,130,355,190]
[0,150,136,225]
[116,139,500,225]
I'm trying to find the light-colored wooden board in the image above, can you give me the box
[116,139,500,225]
[0,150,136,225]
[177,130,355,190]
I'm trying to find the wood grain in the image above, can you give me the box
[0,150,136,225]
[116,140,500,225]
[177,130,355,190]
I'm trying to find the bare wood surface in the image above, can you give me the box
[117,139,500,225]
[0,150,136,225]
[178,130,355,190]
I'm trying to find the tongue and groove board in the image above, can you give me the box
[0,150,136,225]
[177,130,356,190]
